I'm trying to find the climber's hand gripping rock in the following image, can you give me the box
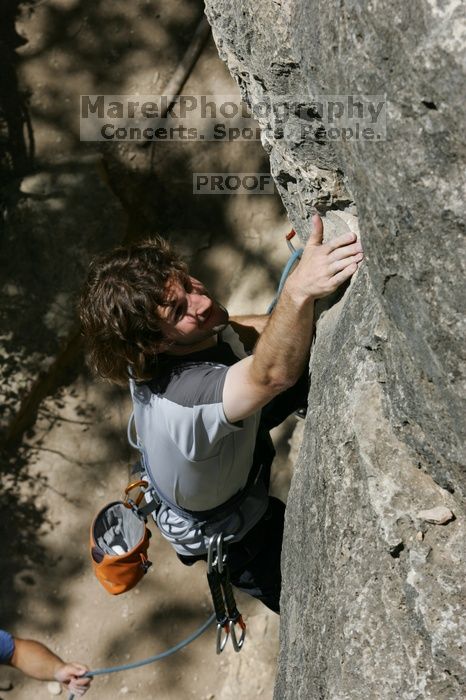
[287,213,364,302]
[222,213,364,425]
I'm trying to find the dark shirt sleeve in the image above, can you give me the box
[0,630,15,664]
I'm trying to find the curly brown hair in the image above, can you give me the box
[79,236,189,385]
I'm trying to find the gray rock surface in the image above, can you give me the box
[204,1,466,697]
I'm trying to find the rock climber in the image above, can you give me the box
[79,213,363,613]
[0,629,92,696]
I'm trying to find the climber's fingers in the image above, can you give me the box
[324,230,358,254]
[328,240,363,261]
[329,251,364,274]
[291,222,363,298]
[329,261,359,286]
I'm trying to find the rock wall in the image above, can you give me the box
[204,1,465,698]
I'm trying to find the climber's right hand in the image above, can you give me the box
[286,213,364,301]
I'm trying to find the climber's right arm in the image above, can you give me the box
[222,214,364,424]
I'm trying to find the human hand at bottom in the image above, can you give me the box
[54,663,92,696]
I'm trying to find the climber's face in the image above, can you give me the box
[157,275,229,353]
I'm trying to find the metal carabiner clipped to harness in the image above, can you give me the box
[207,533,225,574]
[123,479,149,515]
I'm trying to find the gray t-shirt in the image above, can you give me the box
[130,325,269,555]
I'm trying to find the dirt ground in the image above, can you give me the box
[1,1,305,698]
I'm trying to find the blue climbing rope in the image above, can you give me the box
[68,613,216,699]
[267,246,303,314]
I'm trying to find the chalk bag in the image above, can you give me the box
[90,501,152,595]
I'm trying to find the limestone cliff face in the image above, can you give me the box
[204,1,465,697]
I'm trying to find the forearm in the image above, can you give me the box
[10,639,63,680]
[250,280,314,388]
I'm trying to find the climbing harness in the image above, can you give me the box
[128,414,270,550]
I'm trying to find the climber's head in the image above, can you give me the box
[79,236,228,385]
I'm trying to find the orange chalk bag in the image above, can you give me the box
[90,480,153,595]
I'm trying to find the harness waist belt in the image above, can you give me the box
[143,429,275,523]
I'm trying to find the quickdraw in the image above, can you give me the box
[206,533,246,654]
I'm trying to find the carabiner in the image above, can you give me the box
[207,533,225,573]
[216,620,230,654]
[229,614,246,652]
[207,534,217,574]
[123,479,149,509]
[216,533,224,574]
